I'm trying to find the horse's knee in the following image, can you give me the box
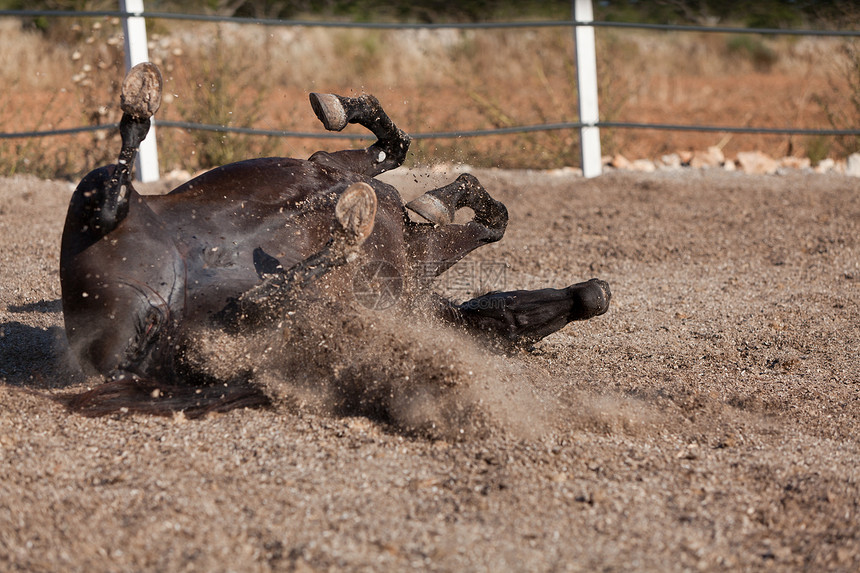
[64,166,129,240]
[475,197,507,242]
[309,92,410,176]
[406,173,508,238]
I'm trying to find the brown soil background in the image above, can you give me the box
[1,166,858,571]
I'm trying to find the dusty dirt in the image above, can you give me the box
[1,166,859,571]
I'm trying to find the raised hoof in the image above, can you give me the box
[406,193,454,225]
[309,93,348,132]
[336,182,377,247]
[120,62,163,120]
[570,278,611,320]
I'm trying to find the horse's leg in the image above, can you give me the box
[74,62,161,237]
[406,173,508,278]
[435,278,611,347]
[218,182,378,330]
[307,93,411,176]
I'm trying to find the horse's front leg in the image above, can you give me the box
[436,279,611,347]
[405,173,508,278]
[308,93,411,177]
[217,182,378,331]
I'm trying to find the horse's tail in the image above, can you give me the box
[58,377,271,419]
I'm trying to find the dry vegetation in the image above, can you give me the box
[0,16,857,178]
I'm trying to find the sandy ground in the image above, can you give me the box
[1,166,859,572]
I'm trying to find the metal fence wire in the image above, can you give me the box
[2,8,860,142]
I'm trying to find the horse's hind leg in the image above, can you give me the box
[406,173,509,278]
[76,62,162,236]
[437,278,612,347]
[218,182,378,330]
[406,173,507,230]
[308,93,411,176]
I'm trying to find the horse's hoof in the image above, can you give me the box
[120,62,163,120]
[406,193,454,225]
[569,278,611,320]
[310,93,348,132]
[336,182,377,246]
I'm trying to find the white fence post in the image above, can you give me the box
[120,0,160,182]
[573,0,602,178]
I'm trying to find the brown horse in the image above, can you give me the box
[60,63,610,417]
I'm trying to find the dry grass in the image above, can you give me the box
[0,16,854,178]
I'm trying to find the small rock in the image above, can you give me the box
[780,156,811,170]
[611,154,631,169]
[846,153,860,177]
[660,153,682,169]
[630,159,656,172]
[164,168,192,182]
[814,158,836,174]
[548,166,582,177]
[690,146,724,169]
[736,151,778,175]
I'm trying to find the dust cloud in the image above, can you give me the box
[183,296,557,440]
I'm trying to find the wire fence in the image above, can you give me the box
[5,120,860,142]
[4,9,860,35]
[2,8,860,142]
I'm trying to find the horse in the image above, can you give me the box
[59,62,610,417]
